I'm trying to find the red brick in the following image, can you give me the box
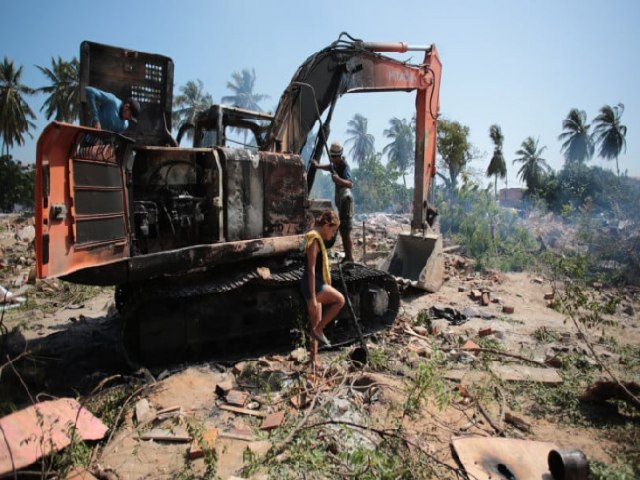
[226,390,249,407]
[260,411,286,431]
[481,292,490,306]
[189,428,219,460]
[478,327,493,337]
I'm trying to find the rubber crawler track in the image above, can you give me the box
[117,261,400,366]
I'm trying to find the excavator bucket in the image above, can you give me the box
[381,232,444,293]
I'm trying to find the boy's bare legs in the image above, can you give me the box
[313,286,345,337]
[308,304,321,372]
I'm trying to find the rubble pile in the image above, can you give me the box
[0,214,35,311]
[1,212,638,478]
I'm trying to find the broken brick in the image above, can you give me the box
[461,340,480,351]
[502,306,515,314]
[478,327,493,337]
[215,379,234,397]
[481,292,490,306]
[189,428,219,460]
[226,390,249,407]
[470,289,482,300]
[260,411,286,431]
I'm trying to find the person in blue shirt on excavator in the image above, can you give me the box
[85,86,140,133]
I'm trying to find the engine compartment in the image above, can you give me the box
[130,149,218,255]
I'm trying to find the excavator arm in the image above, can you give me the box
[265,34,442,231]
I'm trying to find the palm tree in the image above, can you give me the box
[513,136,550,192]
[344,113,375,167]
[486,124,507,197]
[593,103,627,176]
[221,69,269,111]
[221,69,269,146]
[558,108,594,166]
[0,57,36,156]
[383,117,414,187]
[172,79,213,140]
[37,56,80,122]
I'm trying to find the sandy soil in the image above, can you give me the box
[2,265,638,479]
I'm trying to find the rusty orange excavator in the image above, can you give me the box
[34,33,443,365]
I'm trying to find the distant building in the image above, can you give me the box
[499,188,525,209]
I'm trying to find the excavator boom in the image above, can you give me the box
[266,35,444,290]
[265,36,441,232]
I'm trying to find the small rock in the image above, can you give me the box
[502,306,515,314]
[135,398,154,424]
[16,225,35,243]
[289,347,308,363]
[215,379,234,397]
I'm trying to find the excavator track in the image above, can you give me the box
[118,261,400,366]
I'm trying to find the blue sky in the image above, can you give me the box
[3,0,638,188]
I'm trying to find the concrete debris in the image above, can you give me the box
[215,379,235,397]
[139,428,191,442]
[134,398,154,424]
[226,390,250,407]
[490,362,562,384]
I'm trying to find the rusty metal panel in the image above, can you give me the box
[0,398,107,475]
[262,152,307,237]
[223,148,264,241]
[35,123,131,280]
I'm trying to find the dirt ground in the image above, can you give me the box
[1,213,639,479]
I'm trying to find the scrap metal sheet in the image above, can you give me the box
[452,436,557,480]
[0,398,107,475]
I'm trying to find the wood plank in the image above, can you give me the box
[218,431,256,442]
[218,405,267,418]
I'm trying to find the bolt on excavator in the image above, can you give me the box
[34,33,443,365]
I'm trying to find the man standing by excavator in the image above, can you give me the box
[314,140,354,262]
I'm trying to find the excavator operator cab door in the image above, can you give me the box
[79,41,175,147]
